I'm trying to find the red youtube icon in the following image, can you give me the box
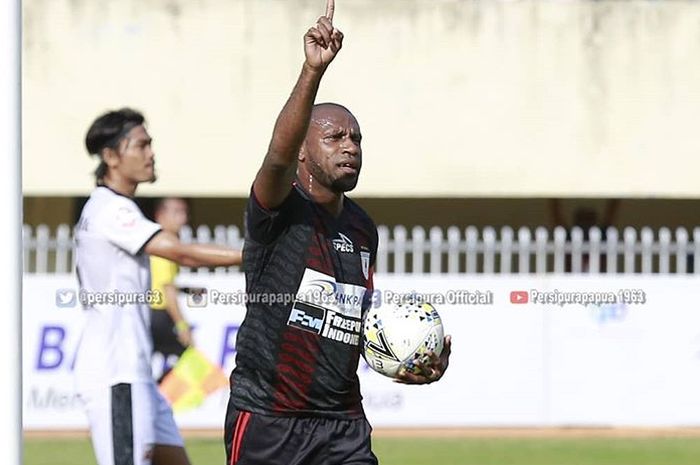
[510,290,528,304]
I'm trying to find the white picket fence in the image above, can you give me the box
[22,224,700,275]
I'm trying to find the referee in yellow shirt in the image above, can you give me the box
[150,198,194,383]
[151,197,242,383]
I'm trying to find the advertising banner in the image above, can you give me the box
[22,274,700,429]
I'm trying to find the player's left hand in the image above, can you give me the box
[395,335,452,385]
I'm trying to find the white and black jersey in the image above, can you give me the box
[74,185,162,391]
[74,186,182,465]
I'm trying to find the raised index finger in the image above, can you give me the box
[325,0,335,21]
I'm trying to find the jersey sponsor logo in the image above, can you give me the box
[296,269,366,319]
[289,269,367,345]
[320,310,361,346]
[306,279,364,309]
[287,301,325,334]
[360,251,370,280]
[332,233,354,253]
[286,303,361,346]
[307,279,336,295]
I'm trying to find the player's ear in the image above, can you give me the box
[298,142,307,162]
[102,147,120,169]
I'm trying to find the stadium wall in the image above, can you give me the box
[23,0,700,198]
[21,196,700,232]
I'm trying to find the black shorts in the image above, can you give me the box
[150,309,186,382]
[151,309,187,355]
[224,396,378,465]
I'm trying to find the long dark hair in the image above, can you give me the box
[85,108,145,185]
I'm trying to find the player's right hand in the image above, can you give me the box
[304,0,344,71]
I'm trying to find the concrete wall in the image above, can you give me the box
[23,0,700,197]
[22,196,700,232]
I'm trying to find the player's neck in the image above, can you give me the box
[317,193,344,217]
[298,177,343,217]
[101,176,138,198]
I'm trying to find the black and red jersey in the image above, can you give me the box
[230,182,378,418]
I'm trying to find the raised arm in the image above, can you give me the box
[253,0,344,209]
[144,231,242,268]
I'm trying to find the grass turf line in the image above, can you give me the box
[24,437,700,465]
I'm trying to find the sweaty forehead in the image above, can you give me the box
[311,106,360,132]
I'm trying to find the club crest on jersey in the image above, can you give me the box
[116,207,138,228]
[360,251,370,280]
[332,233,354,253]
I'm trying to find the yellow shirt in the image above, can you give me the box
[150,256,179,310]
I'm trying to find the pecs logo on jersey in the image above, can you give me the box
[332,233,354,253]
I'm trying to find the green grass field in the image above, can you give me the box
[24,436,700,465]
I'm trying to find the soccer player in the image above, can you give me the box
[74,108,242,465]
[150,197,193,383]
[224,1,452,464]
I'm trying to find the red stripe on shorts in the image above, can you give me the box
[230,411,252,465]
[229,413,243,465]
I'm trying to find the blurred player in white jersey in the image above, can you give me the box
[74,108,242,465]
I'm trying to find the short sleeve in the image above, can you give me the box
[95,197,162,255]
[245,185,299,244]
[363,218,379,310]
[150,256,178,309]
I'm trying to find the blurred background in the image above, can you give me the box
[23,0,700,230]
[22,1,700,464]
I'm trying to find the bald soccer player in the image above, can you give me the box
[224,2,452,464]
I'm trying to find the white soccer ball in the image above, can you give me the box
[362,300,444,379]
